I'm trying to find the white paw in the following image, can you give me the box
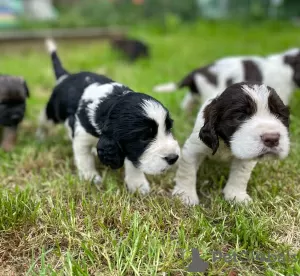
[223,188,252,203]
[172,186,199,206]
[125,177,151,195]
[79,171,102,185]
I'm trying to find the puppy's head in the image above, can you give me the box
[283,48,300,87]
[199,82,290,160]
[0,76,29,127]
[97,93,180,174]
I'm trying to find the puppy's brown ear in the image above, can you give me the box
[97,134,125,170]
[199,99,219,155]
[23,81,30,98]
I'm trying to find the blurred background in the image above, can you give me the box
[0,0,300,30]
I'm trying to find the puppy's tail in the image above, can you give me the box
[45,38,69,80]
[153,82,177,93]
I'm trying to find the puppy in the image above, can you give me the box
[154,48,300,110]
[0,75,29,151]
[110,37,150,62]
[173,82,290,205]
[37,39,180,193]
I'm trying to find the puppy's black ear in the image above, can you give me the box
[23,81,30,98]
[199,99,219,155]
[97,134,125,170]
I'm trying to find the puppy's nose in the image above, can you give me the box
[261,133,280,148]
[164,154,179,165]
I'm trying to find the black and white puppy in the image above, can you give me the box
[173,82,290,205]
[37,39,180,193]
[153,48,300,110]
[0,75,29,151]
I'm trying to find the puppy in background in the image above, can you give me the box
[37,39,179,194]
[110,37,150,62]
[173,81,290,205]
[153,48,300,110]
[0,75,29,151]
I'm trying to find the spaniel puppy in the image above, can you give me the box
[0,75,29,151]
[173,82,290,205]
[153,48,300,110]
[110,37,150,62]
[37,39,179,193]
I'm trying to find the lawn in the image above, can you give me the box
[1,21,300,275]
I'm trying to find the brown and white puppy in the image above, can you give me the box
[173,82,290,205]
[154,48,300,110]
[0,75,29,151]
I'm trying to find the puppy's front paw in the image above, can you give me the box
[125,177,150,195]
[172,186,199,206]
[79,171,102,186]
[223,187,252,204]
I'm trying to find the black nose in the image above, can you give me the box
[261,133,280,148]
[164,154,179,165]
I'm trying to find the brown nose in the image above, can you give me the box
[261,133,280,148]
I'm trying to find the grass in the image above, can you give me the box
[1,20,300,275]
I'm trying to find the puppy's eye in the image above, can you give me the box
[165,117,173,132]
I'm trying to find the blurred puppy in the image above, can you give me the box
[154,48,300,110]
[110,37,150,62]
[0,75,29,151]
[173,82,290,205]
[37,39,179,193]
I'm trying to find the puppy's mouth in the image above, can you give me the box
[257,147,281,159]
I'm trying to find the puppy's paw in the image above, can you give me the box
[79,171,102,186]
[125,176,150,195]
[172,186,199,206]
[223,188,252,204]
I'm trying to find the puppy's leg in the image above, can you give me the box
[124,158,150,195]
[1,126,17,151]
[223,158,257,203]
[173,132,207,205]
[181,92,200,113]
[36,109,54,140]
[73,133,102,185]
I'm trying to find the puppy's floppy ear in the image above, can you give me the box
[199,99,219,155]
[97,132,125,170]
[23,81,30,98]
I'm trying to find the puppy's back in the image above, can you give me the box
[46,72,113,123]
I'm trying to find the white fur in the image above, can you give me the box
[153,82,177,93]
[138,99,180,175]
[72,119,102,184]
[125,159,150,194]
[45,38,56,53]
[173,84,290,205]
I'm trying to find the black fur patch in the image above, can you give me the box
[242,60,263,82]
[268,87,290,128]
[178,64,217,94]
[95,92,170,168]
[226,78,234,87]
[284,52,300,87]
[45,72,113,124]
